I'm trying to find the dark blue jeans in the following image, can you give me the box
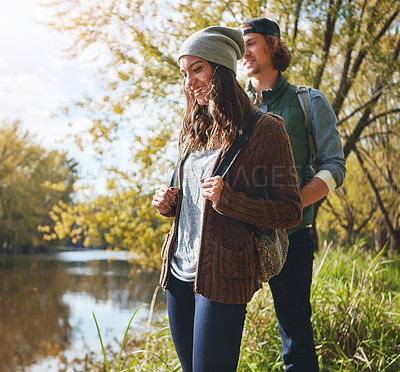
[166,274,247,372]
[269,227,319,371]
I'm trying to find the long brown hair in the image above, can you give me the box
[180,63,255,157]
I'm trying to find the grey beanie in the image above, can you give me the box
[177,26,245,75]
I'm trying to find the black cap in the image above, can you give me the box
[242,17,280,39]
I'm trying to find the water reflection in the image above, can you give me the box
[0,250,166,372]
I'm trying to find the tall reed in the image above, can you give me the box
[95,241,400,371]
[240,241,400,371]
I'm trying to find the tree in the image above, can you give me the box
[41,0,400,255]
[44,124,174,269]
[0,120,78,252]
[316,154,376,246]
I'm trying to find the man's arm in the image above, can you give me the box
[301,176,329,207]
[304,89,346,205]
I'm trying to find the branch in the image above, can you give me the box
[342,80,385,158]
[332,8,400,115]
[354,201,377,235]
[345,108,400,156]
[313,0,343,89]
[351,8,399,77]
[361,149,400,197]
[385,164,400,196]
[331,0,368,116]
[354,147,395,234]
[395,35,400,60]
[293,0,303,41]
[324,197,349,231]
[359,130,400,141]
[337,87,388,126]
[365,108,400,126]
[343,106,374,158]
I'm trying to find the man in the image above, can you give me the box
[240,17,346,371]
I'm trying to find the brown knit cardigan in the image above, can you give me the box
[159,113,302,304]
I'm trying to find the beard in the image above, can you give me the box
[243,57,272,78]
[242,45,273,78]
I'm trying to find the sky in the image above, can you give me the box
[0,0,130,194]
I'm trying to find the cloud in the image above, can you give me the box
[0,1,135,191]
[0,1,88,144]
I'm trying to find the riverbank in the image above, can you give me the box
[90,243,400,371]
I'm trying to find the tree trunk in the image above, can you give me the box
[389,229,400,257]
[374,218,387,253]
[388,214,400,256]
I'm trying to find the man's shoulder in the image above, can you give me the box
[293,85,322,98]
[308,88,327,100]
[293,85,333,111]
[308,89,335,114]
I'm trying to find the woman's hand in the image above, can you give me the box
[201,176,224,206]
[152,185,180,215]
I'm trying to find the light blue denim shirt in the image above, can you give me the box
[307,88,346,189]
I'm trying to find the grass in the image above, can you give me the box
[240,241,400,371]
[93,306,143,372]
[94,241,400,371]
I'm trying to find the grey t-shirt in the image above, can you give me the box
[171,149,219,282]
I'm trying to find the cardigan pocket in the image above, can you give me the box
[217,244,254,279]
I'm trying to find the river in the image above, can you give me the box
[0,250,167,372]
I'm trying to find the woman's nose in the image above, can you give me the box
[184,73,195,89]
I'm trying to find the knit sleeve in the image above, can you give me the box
[213,116,302,229]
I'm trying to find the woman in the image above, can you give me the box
[152,26,302,372]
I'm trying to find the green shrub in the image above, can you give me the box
[239,241,400,371]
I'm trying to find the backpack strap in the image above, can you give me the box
[295,86,316,167]
[170,111,264,187]
[213,110,263,179]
